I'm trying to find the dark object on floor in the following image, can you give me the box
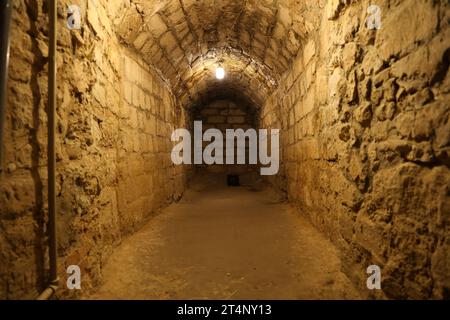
[227,175,240,186]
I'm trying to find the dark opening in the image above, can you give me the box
[227,174,240,186]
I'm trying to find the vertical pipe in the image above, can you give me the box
[37,0,59,300]
[47,0,58,288]
[0,0,12,173]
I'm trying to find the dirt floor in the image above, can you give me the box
[87,172,361,299]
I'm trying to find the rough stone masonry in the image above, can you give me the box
[0,0,448,299]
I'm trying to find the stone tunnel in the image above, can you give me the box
[0,0,449,300]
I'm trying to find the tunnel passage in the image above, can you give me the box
[0,0,449,300]
[191,92,260,179]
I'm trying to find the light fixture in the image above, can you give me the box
[216,67,225,80]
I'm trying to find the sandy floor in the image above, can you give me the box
[88,173,360,299]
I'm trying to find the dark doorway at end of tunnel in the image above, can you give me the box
[227,174,240,187]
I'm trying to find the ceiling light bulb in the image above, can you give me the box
[216,67,225,80]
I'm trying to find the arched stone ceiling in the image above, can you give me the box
[113,0,321,108]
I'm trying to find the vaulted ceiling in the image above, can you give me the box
[113,0,321,108]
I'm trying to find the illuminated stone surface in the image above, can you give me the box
[0,0,448,299]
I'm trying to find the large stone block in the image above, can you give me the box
[376,0,438,61]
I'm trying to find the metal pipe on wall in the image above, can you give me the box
[0,0,12,173]
[37,0,59,300]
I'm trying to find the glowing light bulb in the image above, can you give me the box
[216,67,225,80]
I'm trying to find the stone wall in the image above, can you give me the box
[0,0,189,299]
[193,99,257,176]
[260,0,449,299]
